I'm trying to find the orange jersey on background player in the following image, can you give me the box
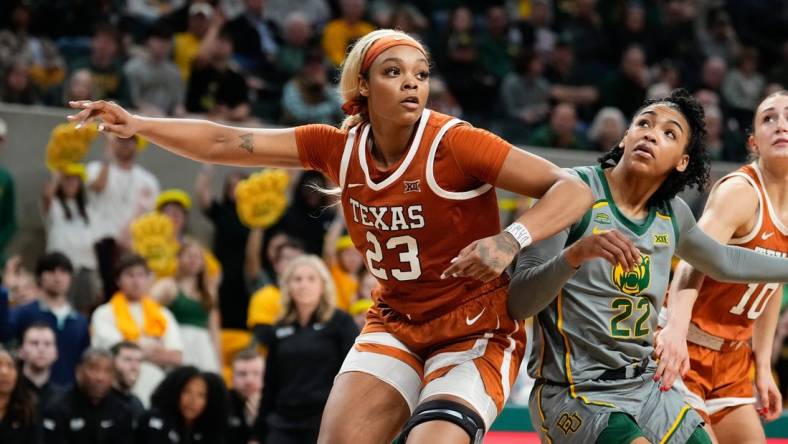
[296,109,510,318]
[691,163,788,341]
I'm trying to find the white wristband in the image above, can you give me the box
[504,222,533,249]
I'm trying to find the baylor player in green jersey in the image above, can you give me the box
[508,90,788,444]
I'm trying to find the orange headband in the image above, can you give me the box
[360,36,426,74]
[342,36,427,116]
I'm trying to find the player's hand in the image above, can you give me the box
[755,369,782,421]
[441,232,519,282]
[562,229,640,271]
[67,100,139,138]
[653,324,690,391]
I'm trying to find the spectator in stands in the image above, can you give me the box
[228,348,264,444]
[703,104,746,162]
[136,366,230,444]
[478,5,517,83]
[275,12,317,81]
[646,60,681,100]
[610,1,653,61]
[697,9,741,63]
[155,189,222,282]
[323,215,362,311]
[253,255,358,443]
[0,345,39,444]
[17,322,63,411]
[560,0,609,67]
[265,0,331,29]
[124,24,185,117]
[321,0,375,67]
[173,2,222,82]
[151,240,221,373]
[723,47,766,117]
[696,56,727,97]
[42,165,101,314]
[349,269,375,329]
[195,166,250,330]
[42,348,133,444]
[125,0,180,28]
[602,44,649,119]
[1,257,39,307]
[427,76,462,118]
[226,0,280,73]
[69,24,128,103]
[273,170,335,255]
[60,69,96,106]
[437,6,496,123]
[0,119,16,266]
[1,57,37,105]
[110,341,145,423]
[518,0,556,57]
[528,102,588,150]
[246,236,304,327]
[389,5,427,42]
[87,134,160,298]
[545,38,599,120]
[186,28,251,122]
[653,0,699,64]
[91,254,183,406]
[281,49,343,126]
[500,50,551,141]
[587,107,626,153]
[0,252,90,386]
[768,41,788,88]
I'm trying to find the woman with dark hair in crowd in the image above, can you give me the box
[42,164,101,314]
[253,255,358,443]
[0,345,39,444]
[136,366,230,444]
[151,240,222,373]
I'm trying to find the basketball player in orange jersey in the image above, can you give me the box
[68,30,595,444]
[657,90,788,443]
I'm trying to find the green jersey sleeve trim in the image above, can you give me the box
[565,167,593,246]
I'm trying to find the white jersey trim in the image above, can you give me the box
[425,118,494,200]
[713,169,764,245]
[357,108,430,191]
[751,162,788,236]
[338,125,359,189]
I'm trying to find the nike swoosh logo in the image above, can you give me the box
[466,307,486,326]
[762,232,775,240]
[592,226,610,235]
[347,183,364,188]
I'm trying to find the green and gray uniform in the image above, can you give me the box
[509,165,788,444]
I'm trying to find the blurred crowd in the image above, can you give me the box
[0,0,785,159]
[0,0,787,442]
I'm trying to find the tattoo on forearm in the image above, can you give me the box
[239,133,254,153]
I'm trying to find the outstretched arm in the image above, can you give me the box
[68,100,303,168]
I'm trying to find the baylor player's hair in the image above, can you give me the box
[598,88,710,209]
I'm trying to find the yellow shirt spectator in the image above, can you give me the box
[330,262,358,311]
[321,19,375,66]
[174,32,201,81]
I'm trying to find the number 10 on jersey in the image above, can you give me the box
[366,232,422,281]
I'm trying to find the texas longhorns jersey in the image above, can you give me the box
[691,163,788,341]
[296,109,512,318]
